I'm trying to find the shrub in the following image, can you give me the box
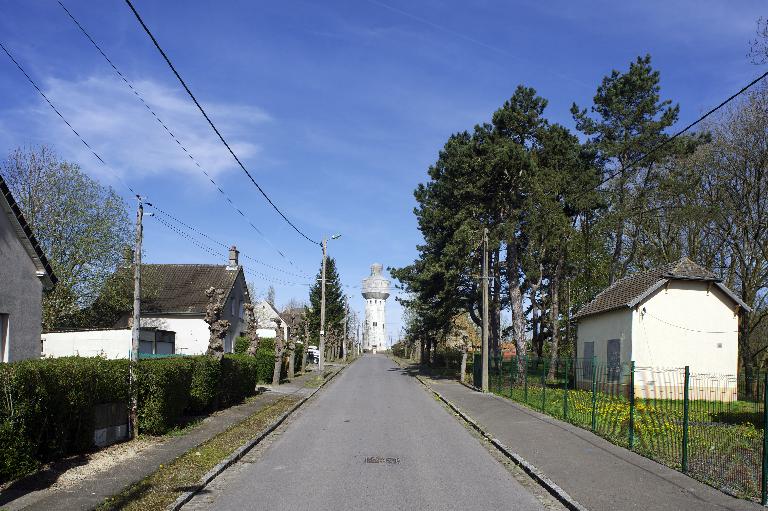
[219,355,259,407]
[0,357,129,482]
[135,357,195,435]
[187,356,221,414]
[255,339,276,383]
[294,344,304,372]
[234,335,249,355]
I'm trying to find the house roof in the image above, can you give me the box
[140,264,243,314]
[573,257,750,320]
[0,173,57,288]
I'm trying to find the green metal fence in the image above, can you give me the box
[487,355,767,503]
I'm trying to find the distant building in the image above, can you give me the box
[253,300,288,340]
[0,174,57,362]
[362,263,389,353]
[574,257,750,400]
[115,246,250,354]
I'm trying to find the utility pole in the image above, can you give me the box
[130,197,143,438]
[318,238,327,371]
[481,227,489,392]
[342,303,348,361]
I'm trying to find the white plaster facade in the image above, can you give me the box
[253,300,288,340]
[576,280,742,400]
[42,328,174,359]
[362,263,389,353]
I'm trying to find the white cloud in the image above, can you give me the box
[4,74,271,185]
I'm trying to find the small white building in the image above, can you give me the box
[115,247,250,355]
[253,300,288,340]
[574,258,750,400]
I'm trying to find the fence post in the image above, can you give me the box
[541,359,548,412]
[629,361,635,450]
[591,355,597,432]
[510,356,515,398]
[498,354,503,393]
[682,365,690,473]
[524,355,529,404]
[563,358,569,420]
[762,372,768,506]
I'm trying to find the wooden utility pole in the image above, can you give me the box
[318,238,327,371]
[272,318,284,386]
[342,304,348,361]
[129,197,143,438]
[303,316,310,370]
[481,227,489,392]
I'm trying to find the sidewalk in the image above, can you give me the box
[0,370,321,511]
[426,377,761,511]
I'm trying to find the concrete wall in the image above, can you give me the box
[0,208,43,362]
[576,308,633,367]
[632,280,738,373]
[42,328,174,359]
[141,315,209,355]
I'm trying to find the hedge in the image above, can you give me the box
[0,357,129,481]
[0,348,279,483]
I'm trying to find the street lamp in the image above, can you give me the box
[319,234,341,371]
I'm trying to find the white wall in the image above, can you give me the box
[43,330,132,359]
[42,329,175,359]
[141,315,209,355]
[632,281,738,374]
[576,308,633,368]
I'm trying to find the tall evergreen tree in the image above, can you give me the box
[306,257,346,355]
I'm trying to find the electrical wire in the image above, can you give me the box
[57,0,309,278]
[0,40,311,288]
[123,0,320,245]
[0,41,141,199]
[574,68,768,200]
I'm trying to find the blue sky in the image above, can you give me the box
[0,0,765,342]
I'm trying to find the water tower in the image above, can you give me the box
[362,263,390,353]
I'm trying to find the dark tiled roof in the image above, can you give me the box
[0,173,57,288]
[141,264,240,314]
[574,257,726,320]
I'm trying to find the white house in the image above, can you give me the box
[0,174,57,362]
[253,300,288,340]
[115,247,250,355]
[574,257,750,400]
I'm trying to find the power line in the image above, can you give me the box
[148,203,309,279]
[576,68,768,199]
[151,214,311,287]
[57,0,309,278]
[0,40,309,288]
[123,0,320,245]
[0,41,140,199]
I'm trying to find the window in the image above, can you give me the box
[373,322,377,327]
[230,299,235,316]
[0,314,8,363]
[582,341,594,378]
[607,339,621,382]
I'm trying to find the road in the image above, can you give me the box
[185,355,552,511]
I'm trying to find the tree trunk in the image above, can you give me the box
[547,252,564,382]
[506,236,527,378]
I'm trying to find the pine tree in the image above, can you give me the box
[306,257,346,355]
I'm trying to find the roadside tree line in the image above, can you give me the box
[392,53,768,380]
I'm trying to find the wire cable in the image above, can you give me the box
[0,41,141,199]
[123,0,320,245]
[57,0,309,277]
[574,68,768,200]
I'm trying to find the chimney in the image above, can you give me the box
[228,245,239,268]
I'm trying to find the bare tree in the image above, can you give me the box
[204,287,230,360]
[243,303,260,356]
[272,318,284,386]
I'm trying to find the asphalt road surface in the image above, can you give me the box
[185,355,550,511]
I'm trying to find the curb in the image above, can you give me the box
[167,362,352,511]
[414,374,589,511]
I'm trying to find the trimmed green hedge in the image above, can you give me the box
[0,348,279,482]
[136,357,195,435]
[0,357,129,481]
[234,335,249,355]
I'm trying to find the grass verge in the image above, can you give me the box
[97,395,300,511]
